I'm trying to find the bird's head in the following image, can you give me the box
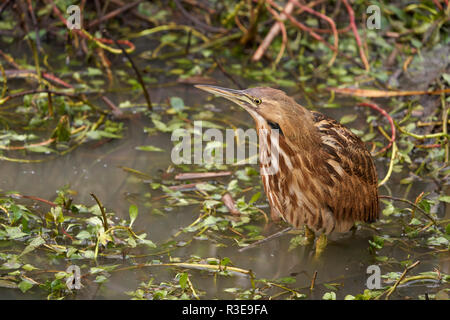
[195,85,313,137]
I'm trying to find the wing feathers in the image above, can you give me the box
[310,111,379,229]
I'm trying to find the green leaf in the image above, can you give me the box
[1,260,21,269]
[443,73,450,86]
[427,236,449,246]
[50,116,71,142]
[119,100,133,109]
[3,226,27,239]
[288,234,309,251]
[227,179,240,193]
[323,283,338,291]
[249,192,261,204]
[196,183,217,192]
[135,145,164,152]
[382,202,395,216]
[86,131,102,140]
[129,205,138,227]
[276,79,297,87]
[19,236,45,257]
[277,277,296,284]
[87,67,103,76]
[27,146,56,153]
[151,119,169,132]
[0,279,18,289]
[55,271,68,280]
[90,265,119,274]
[409,218,422,226]
[94,275,109,283]
[202,200,222,209]
[201,215,223,228]
[82,250,95,259]
[418,199,431,213]
[138,238,156,248]
[170,97,185,112]
[438,195,450,203]
[18,280,34,293]
[369,235,385,250]
[76,230,92,240]
[87,130,122,140]
[22,264,38,271]
[198,120,224,129]
[178,272,188,289]
[375,256,389,262]
[323,292,336,300]
[96,131,122,139]
[340,114,358,124]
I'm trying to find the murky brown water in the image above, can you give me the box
[1,80,448,300]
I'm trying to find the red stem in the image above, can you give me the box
[432,0,443,10]
[342,0,370,71]
[47,0,134,52]
[13,193,74,241]
[42,72,74,89]
[289,0,338,53]
[16,194,57,207]
[265,1,288,62]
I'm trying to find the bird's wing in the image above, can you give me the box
[310,111,379,230]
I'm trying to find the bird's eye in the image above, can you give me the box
[253,98,262,105]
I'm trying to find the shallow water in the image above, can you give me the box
[1,79,447,300]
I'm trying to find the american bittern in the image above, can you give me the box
[195,85,379,256]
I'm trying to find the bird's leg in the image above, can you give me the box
[304,225,315,244]
[314,233,327,258]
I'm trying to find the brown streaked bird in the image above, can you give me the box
[195,85,379,256]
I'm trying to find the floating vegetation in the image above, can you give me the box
[0,0,448,300]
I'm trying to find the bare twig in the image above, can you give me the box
[101,95,124,118]
[26,0,41,50]
[88,0,144,29]
[253,0,328,61]
[222,193,240,216]
[3,69,74,88]
[10,193,57,207]
[213,56,243,89]
[264,1,289,66]
[175,171,232,180]
[331,87,450,97]
[385,261,420,300]
[90,193,110,231]
[46,0,135,54]
[277,3,338,67]
[173,0,226,33]
[168,183,199,191]
[238,227,293,252]
[0,0,11,17]
[47,90,53,117]
[441,87,449,163]
[240,0,264,45]
[310,271,318,291]
[378,195,437,226]
[105,32,153,111]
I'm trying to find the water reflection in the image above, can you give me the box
[0,85,446,299]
